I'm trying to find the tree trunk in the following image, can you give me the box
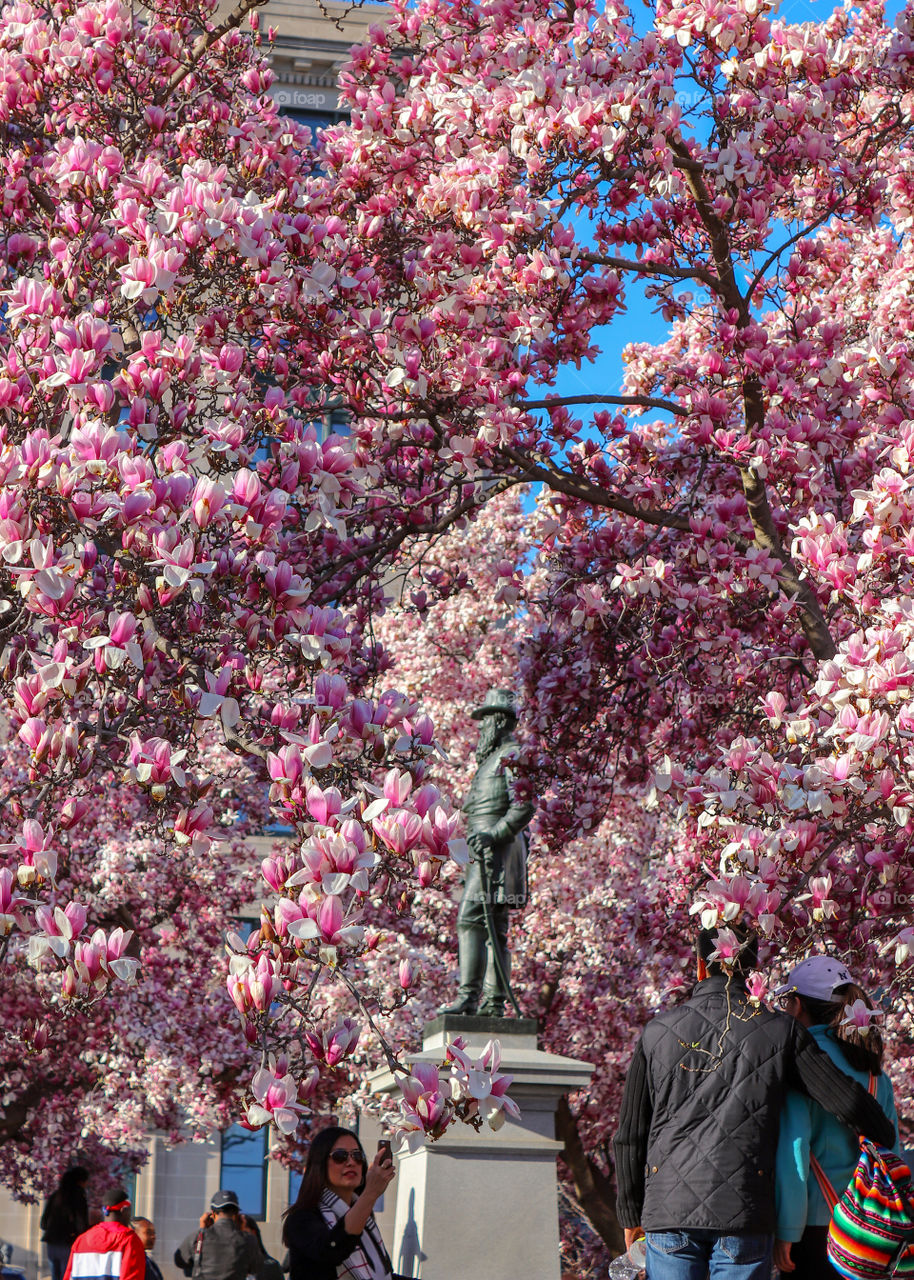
[555,1095,626,1256]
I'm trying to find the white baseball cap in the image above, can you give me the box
[774,955,856,1002]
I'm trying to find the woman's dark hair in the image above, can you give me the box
[282,1127,366,1239]
[57,1167,90,1202]
[240,1216,266,1256]
[798,982,884,1075]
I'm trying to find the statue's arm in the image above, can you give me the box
[489,762,534,842]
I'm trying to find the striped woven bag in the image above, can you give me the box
[809,1077,914,1279]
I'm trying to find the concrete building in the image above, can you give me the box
[267,0,384,133]
[0,2,382,1274]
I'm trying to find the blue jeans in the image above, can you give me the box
[646,1229,772,1280]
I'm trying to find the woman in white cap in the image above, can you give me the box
[773,955,900,1278]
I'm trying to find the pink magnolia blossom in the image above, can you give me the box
[396,1061,453,1146]
[247,1065,306,1134]
[841,1000,881,1037]
[446,1040,520,1130]
[304,1017,361,1067]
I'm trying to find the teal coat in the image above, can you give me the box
[774,1024,899,1243]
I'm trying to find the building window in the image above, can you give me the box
[288,1168,303,1205]
[233,917,258,942]
[279,107,347,147]
[220,1124,268,1218]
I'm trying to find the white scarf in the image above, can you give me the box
[318,1189,390,1280]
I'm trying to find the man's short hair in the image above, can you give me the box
[103,1189,132,1223]
[697,923,759,976]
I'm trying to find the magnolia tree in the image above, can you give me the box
[187,0,914,1250]
[0,0,521,1185]
[0,717,281,1195]
[8,0,914,1214]
[303,0,914,1081]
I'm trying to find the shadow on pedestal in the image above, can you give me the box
[364,1012,594,1280]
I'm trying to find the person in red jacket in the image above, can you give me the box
[63,1189,146,1280]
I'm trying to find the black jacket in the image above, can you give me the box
[284,1208,393,1280]
[614,975,895,1233]
[174,1219,263,1280]
[40,1189,89,1246]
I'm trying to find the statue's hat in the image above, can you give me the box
[469,688,518,720]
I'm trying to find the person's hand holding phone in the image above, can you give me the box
[362,1141,395,1201]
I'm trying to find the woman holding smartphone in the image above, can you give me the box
[283,1126,398,1280]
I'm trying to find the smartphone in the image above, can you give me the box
[377,1139,392,1164]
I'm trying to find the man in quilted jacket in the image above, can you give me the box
[613,927,895,1280]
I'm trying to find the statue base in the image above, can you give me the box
[423,1012,539,1041]
[363,1017,594,1279]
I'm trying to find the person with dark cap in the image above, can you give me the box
[63,1189,145,1280]
[174,1191,263,1280]
[438,688,534,1017]
[613,925,896,1280]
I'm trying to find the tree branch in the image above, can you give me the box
[223,730,270,762]
[556,1096,625,1256]
[161,0,267,100]
[498,444,692,531]
[309,477,519,592]
[738,376,836,661]
[27,180,55,218]
[669,139,749,322]
[664,140,837,659]
[523,394,687,418]
[745,207,836,304]
[580,251,719,291]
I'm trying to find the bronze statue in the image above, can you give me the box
[439,689,534,1018]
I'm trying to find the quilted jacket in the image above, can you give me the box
[614,975,895,1233]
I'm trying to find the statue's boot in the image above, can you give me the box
[478,908,510,1018]
[437,925,486,1015]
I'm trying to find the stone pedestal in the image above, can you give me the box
[363,1015,594,1280]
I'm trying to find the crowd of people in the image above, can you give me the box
[41,931,909,1280]
[615,930,905,1279]
[41,1135,404,1280]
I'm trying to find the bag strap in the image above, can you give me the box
[191,1229,206,1280]
[809,1074,878,1213]
[809,1154,840,1213]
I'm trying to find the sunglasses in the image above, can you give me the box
[329,1149,366,1167]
